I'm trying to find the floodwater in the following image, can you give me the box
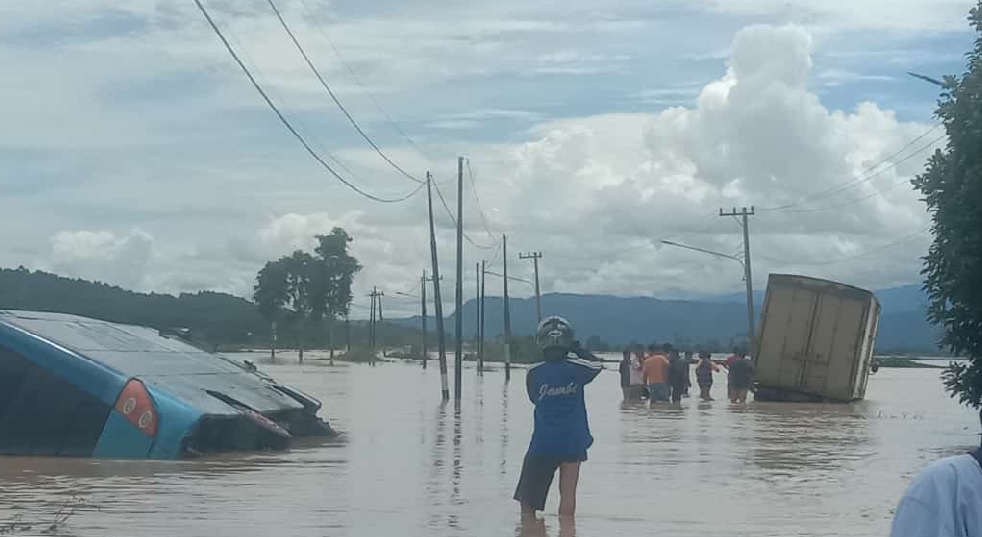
[1,354,978,537]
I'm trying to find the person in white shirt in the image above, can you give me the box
[890,410,982,537]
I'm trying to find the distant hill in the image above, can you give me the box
[396,284,942,353]
[0,267,416,348]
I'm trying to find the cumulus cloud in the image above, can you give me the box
[49,229,155,290]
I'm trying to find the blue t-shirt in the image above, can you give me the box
[525,357,603,458]
[890,453,982,537]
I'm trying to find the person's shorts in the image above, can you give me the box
[648,383,670,401]
[513,451,587,511]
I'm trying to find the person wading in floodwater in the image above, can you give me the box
[668,349,688,404]
[695,351,718,401]
[727,352,754,404]
[619,347,632,400]
[514,316,602,520]
[643,343,671,403]
[889,409,982,536]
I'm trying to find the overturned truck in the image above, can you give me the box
[753,274,881,403]
[0,310,336,459]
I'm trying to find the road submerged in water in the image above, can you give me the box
[0,354,977,537]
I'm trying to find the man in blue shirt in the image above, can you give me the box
[890,410,982,536]
[514,316,602,519]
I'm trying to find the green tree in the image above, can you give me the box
[282,250,316,363]
[912,2,982,408]
[310,228,362,364]
[253,259,289,359]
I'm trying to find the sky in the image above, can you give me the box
[0,0,977,317]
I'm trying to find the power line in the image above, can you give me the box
[432,180,496,250]
[772,133,945,213]
[465,158,497,241]
[193,0,424,203]
[759,227,930,268]
[758,125,944,212]
[265,0,424,185]
[298,0,430,160]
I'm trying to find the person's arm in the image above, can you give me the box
[571,340,602,362]
[526,369,537,404]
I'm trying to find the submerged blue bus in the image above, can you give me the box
[0,310,336,459]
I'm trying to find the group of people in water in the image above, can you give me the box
[617,343,755,404]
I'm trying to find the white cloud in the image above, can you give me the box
[49,229,155,290]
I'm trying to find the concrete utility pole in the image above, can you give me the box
[479,260,486,374]
[502,234,512,381]
[519,251,544,322]
[421,271,428,369]
[426,173,450,400]
[720,206,756,358]
[454,156,464,404]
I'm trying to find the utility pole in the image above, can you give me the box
[479,260,486,374]
[519,252,544,322]
[502,234,512,381]
[344,315,350,352]
[369,287,383,365]
[369,287,377,350]
[454,156,464,404]
[719,206,756,359]
[475,262,481,362]
[421,271,428,369]
[427,173,450,400]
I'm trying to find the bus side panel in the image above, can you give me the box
[92,412,154,459]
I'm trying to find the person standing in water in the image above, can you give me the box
[618,348,632,400]
[727,353,754,403]
[629,344,646,400]
[682,350,694,398]
[514,316,602,519]
[668,349,688,404]
[695,352,718,401]
[643,344,671,403]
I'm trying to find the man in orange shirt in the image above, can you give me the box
[642,344,671,402]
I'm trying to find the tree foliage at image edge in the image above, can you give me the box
[913,2,982,408]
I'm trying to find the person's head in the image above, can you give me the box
[684,350,693,358]
[647,344,658,353]
[732,346,741,355]
[622,347,631,361]
[662,342,673,353]
[699,351,711,361]
[669,349,680,361]
[535,316,575,360]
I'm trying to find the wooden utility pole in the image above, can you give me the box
[427,173,450,400]
[502,234,512,381]
[479,260,486,374]
[454,156,464,403]
[719,206,756,359]
[519,251,543,322]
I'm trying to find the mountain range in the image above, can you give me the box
[396,283,942,353]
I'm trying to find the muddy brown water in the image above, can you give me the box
[0,355,977,537]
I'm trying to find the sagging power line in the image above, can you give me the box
[265,0,424,185]
[758,125,944,212]
[193,0,424,204]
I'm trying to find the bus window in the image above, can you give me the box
[0,346,111,456]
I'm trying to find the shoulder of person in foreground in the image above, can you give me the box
[889,453,982,537]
